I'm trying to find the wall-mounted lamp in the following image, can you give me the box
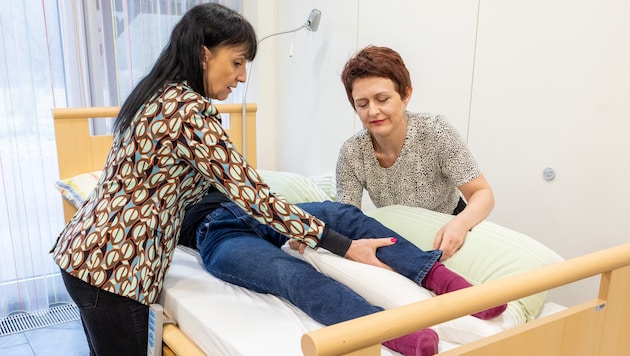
[240,9,322,159]
[258,9,321,43]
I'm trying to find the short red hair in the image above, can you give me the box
[340,46,412,109]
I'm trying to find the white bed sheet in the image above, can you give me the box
[160,246,565,356]
[160,246,401,355]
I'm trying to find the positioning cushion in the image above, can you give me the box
[282,204,564,344]
[282,245,524,345]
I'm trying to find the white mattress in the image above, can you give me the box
[160,246,566,355]
[160,246,401,355]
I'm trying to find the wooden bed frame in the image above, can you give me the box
[54,105,630,356]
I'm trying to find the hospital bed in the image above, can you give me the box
[52,104,630,355]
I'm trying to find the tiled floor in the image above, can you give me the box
[0,320,89,356]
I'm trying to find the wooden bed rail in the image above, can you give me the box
[302,243,630,356]
[53,104,258,223]
[52,103,258,173]
[53,106,121,119]
[52,103,257,119]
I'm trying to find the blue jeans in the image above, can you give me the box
[196,200,441,326]
[61,269,148,356]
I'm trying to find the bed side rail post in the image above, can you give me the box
[598,264,630,355]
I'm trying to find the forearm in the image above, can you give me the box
[454,188,494,230]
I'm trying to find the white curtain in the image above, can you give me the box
[0,0,243,319]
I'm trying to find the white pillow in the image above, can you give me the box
[282,244,521,345]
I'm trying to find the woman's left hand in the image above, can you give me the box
[435,174,494,261]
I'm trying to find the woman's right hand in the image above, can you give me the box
[288,239,308,254]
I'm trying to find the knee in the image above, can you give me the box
[319,201,362,215]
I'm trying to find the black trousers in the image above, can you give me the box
[60,269,149,356]
[453,197,467,215]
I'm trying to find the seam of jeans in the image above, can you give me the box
[413,250,442,285]
[208,268,272,294]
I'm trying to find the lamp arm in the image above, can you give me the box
[240,9,321,162]
[240,24,307,160]
[257,24,307,43]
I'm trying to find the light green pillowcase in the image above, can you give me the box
[365,205,564,322]
[257,169,330,204]
[56,169,330,208]
[308,174,337,201]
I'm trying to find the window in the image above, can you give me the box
[0,0,243,319]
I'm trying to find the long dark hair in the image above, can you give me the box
[113,3,257,133]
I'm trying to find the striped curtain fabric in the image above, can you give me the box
[0,0,243,320]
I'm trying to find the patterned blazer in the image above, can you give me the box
[52,82,332,305]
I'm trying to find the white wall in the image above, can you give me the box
[467,0,630,305]
[245,0,630,307]
[242,0,279,169]
[274,1,360,176]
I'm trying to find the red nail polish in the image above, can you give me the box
[390,238,397,243]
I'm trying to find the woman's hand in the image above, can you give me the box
[344,238,396,270]
[288,237,397,270]
[434,174,495,261]
[288,239,308,254]
[433,219,468,261]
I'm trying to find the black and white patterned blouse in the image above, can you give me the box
[336,112,480,214]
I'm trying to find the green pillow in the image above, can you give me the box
[257,169,331,204]
[308,174,337,201]
[365,205,564,322]
[56,169,331,209]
